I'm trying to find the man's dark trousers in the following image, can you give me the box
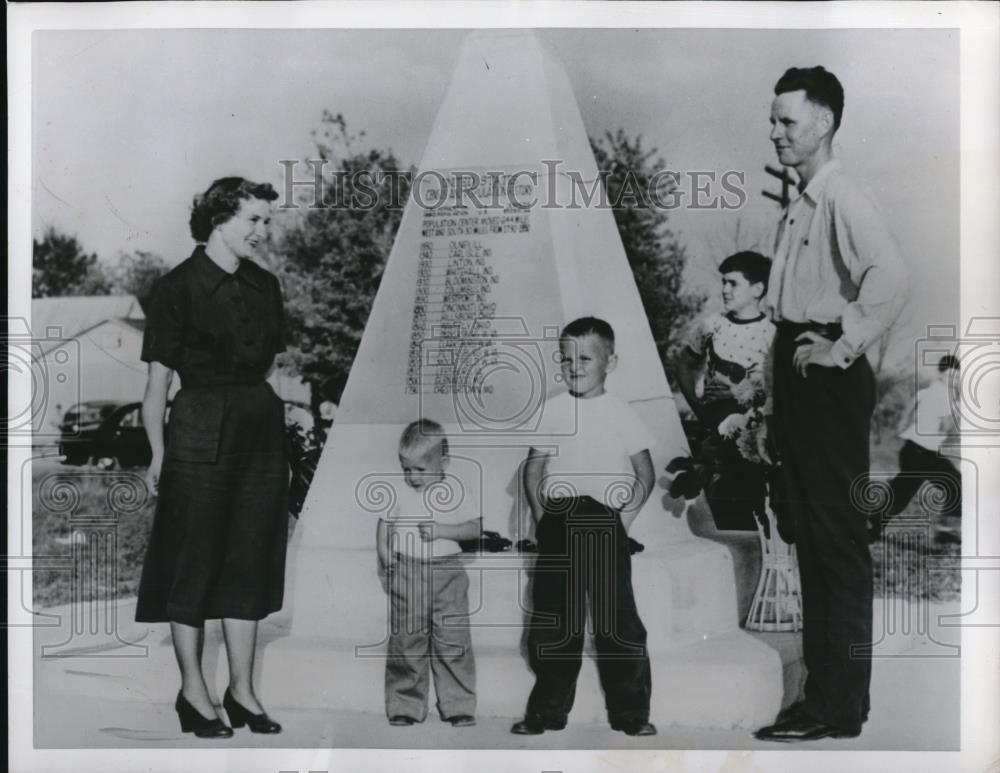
[772,322,875,734]
[524,496,651,725]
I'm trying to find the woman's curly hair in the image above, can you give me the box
[189,176,279,242]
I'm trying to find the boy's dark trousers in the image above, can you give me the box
[885,439,961,519]
[771,322,875,734]
[524,496,651,725]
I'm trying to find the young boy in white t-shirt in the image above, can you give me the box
[511,317,657,738]
[376,419,482,727]
[873,354,961,543]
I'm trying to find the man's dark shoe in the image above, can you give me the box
[773,701,868,725]
[611,720,658,736]
[754,716,860,742]
[510,717,565,735]
[775,700,807,723]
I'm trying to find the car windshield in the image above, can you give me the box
[65,403,118,424]
[117,407,143,428]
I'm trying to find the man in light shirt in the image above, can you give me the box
[754,66,908,743]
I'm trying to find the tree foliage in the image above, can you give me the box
[590,130,704,376]
[31,228,169,310]
[104,250,170,312]
[32,227,110,297]
[275,112,411,410]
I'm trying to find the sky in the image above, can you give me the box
[32,27,959,360]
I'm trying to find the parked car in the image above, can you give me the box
[59,398,311,470]
[58,401,128,465]
[59,401,168,469]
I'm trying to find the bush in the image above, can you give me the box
[286,422,327,518]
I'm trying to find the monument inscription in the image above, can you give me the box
[407,173,534,396]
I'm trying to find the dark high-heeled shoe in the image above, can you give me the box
[175,692,234,738]
[223,688,282,734]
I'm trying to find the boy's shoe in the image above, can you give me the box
[611,720,658,736]
[388,716,418,726]
[754,716,861,742]
[448,715,476,727]
[668,471,701,500]
[666,456,694,474]
[510,716,566,735]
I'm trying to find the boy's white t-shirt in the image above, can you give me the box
[534,390,656,509]
[384,477,474,558]
[899,379,956,454]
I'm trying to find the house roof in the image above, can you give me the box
[72,316,147,343]
[32,295,145,344]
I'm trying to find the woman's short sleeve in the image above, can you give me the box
[141,275,184,369]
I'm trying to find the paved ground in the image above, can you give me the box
[34,647,958,751]
[30,599,961,752]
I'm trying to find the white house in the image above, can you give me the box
[32,296,151,439]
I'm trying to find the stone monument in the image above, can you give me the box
[269,29,781,729]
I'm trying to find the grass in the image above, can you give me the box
[30,462,298,609]
[869,434,961,602]
[32,464,156,609]
[873,539,961,603]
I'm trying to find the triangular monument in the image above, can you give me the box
[271,29,781,729]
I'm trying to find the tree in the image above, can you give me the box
[703,210,775,269]
[32,227,110,297]
[105,250,170,312]
[274,112,412,413]
[590,130,704,377]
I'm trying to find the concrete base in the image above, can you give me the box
[268,541,783,729]
[252,627,781,729]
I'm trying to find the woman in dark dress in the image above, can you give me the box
[138,177,288,738]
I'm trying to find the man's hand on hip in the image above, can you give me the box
[793,332,837,376]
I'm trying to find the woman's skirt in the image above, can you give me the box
[135,381,289,625]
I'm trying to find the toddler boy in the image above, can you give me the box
[376,419,481,727]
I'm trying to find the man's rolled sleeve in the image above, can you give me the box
[829,183,909,368]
